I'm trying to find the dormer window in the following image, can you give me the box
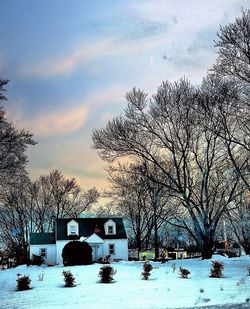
[104,219,116,235]
[67,220,79,236]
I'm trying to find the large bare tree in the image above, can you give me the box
[212,10,250,253]
[93,79,239,259]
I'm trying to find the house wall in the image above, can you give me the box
[103,239,128,260]
[30,244,56,265]
[89,243,104,261]
[56,240,70,264]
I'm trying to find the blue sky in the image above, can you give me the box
[0,0,248,190]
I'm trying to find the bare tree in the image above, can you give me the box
[30,170,99,232]
[0,78,36,189]
[0,177,33,264]
[211,11,250,253]
[213,9,250,84]
[93,79,239,259]
[105,163,153,255]
[225,183,250,254]
[0,79,8,101]
[211,10,250,190]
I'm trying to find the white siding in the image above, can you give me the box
[56,240,71,265]
[103,239,128,260]
[30,244,56,265]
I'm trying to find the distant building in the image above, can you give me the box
[30,218,128,265]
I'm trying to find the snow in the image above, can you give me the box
[0,255,249,309]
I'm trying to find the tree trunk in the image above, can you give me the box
[200,236,215,259]
[136,232,142,260]
[242,243,250,256]
[154,216,159,259]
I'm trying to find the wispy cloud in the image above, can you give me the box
[19,31,169,78]
[20,40,112,77]
[18,0,245,80]
[7,85,125,137]
[24,105,89,137]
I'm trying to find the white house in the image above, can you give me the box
[30,218,128,265]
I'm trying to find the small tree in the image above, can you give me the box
[16,274,31,291]
[179,267,191,279]
[98,265,116,283]
[141,262,153,280]
[210,261,224,278]
[31,254,44,266]
[62,270,76,287]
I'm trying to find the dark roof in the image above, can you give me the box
[30,233,56,245]
[56,217,127,241]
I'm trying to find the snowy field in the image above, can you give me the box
[0,255,249,309]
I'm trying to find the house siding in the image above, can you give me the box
[30,244,56,265]
[103,239,128,260]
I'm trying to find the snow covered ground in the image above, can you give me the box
[0,255,249,309]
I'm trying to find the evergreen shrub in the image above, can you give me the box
[16,274,31,291]
[62,270,76,287]
[210,261,224,278]
[141,262,153,280]
[98,265,116,283]
[179,267,191,278]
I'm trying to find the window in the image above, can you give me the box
[69,225,77,235]
[108,225,114,234]
[109,244,115,255]
[39,248,47,258]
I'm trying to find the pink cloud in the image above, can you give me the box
[6,85,126,138]
[20,40,112,77]
[8,104,89,138]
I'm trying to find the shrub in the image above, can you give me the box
[62,241,92,266]
[62,270,76,287]
[31,254,44,266]
[16,274,31,291]
[141,262,153,280]
[98,265,116,283]
[179,267,191,279]
[210,261,224,278]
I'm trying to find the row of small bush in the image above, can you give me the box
[16,264,117,290]
[16,261,250,290]
[176,260,225,279]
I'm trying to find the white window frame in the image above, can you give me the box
[104,219,116,235]
[39,248,47,258]
[109,243,115,255]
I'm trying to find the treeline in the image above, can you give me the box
[92,10,250,259]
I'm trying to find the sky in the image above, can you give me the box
[0,0,249,193]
